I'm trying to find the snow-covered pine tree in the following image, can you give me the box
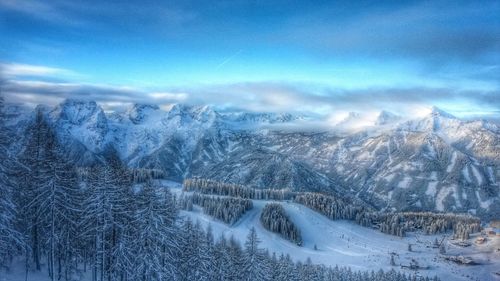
[43,139,82,281]
[227,235,244,280]
[129,179,178,281]
[100,149,137,281]
[186,193,252,225]
[17,108,54,271]
[275,253,298,281]
[0,94,23,269]
[15,108,83,280]
[202,224,216,280]
[211,234,232,281]
[243,227,270,281]
[260,203,302,246]
[80,156,133,281]
[176,218,212,281]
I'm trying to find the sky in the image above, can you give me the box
[0,0,499,120]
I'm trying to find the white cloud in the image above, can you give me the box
[1,63,75,77]
[149,92,188,101]
[1,62,498,123]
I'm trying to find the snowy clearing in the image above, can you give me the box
[168,183,500,281]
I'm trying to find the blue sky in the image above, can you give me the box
[0,0,499,118]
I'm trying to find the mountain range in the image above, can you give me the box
[5,99,499,219]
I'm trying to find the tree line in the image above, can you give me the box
[260,203,302,246]
[360,212,481,239]
[183,178,296,200]
[183,178,481,239]
[179,193,253,225]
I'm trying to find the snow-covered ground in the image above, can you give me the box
[3,181,498,281]
[168,182,500,281]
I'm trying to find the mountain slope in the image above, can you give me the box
[5,100,499,218]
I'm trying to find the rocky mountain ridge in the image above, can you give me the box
[6,99,499,219]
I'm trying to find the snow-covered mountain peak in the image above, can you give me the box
[190,105,218,123]
[429,106,456,119]
[400,106,461,132]
[167,103,218,125]
[52,99,104,126]
[375,110,400,126]
[227,112,298,124]
[127,103,161,124]
[344,112,360,120]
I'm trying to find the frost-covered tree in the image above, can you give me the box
[211,235,228,281]
[183,178,295,200]
[176,218,212,281]
[130,179,178,281]
[0,94,23,269]
[276,253,298,281]
[227,235,244,280]
[243,227,270,281]
[181,193,252,225]
[17,109,54,271]
[260,203,302,245]
[80,155,134,281]
[439,242,446,254]
[17,109,82,281]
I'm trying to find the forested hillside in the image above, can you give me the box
[0,98,439,280]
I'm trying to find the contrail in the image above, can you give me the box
[215,49,243,70]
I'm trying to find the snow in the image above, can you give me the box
[487,167,496,184]
[436,186,452,211]
[168,183,500,281]
[471,166,483,186]
[475,190,493,209]
[426,181,438,197]
[6,181,496,281]
[463,166,472,183]
[427,143,437,158]
[447,152,457,173]
[387,141,393,164]
[384,173,395,182]
[398,176,412,189]
[452,185,462,208]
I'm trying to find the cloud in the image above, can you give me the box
[0,0,88,26]
[3,75,499,119]
[281,1,500,76]
[1,63,74,77]
[0,0,196,30]
[1,62,498,121]
[1,79,185,110]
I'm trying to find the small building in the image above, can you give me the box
[490,220,500,228]
[475,237,486,244]
[483,226,500,237]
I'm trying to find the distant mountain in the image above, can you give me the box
[375,110,400,126]
[5,100,499,219]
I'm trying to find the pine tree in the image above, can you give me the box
[177,218,211,281]
[0,94,23,269]
[130,179,178,281]
[80,159,132,281]
[18,108,54,271]
[243,227,270,281]
[15,109,83,280]
[260,203,302,245]
[212,234,231,281]
[439,242,446,254]
[227,235,244,280]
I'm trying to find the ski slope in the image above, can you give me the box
[168,182,500,281]
[3,182,498,281]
